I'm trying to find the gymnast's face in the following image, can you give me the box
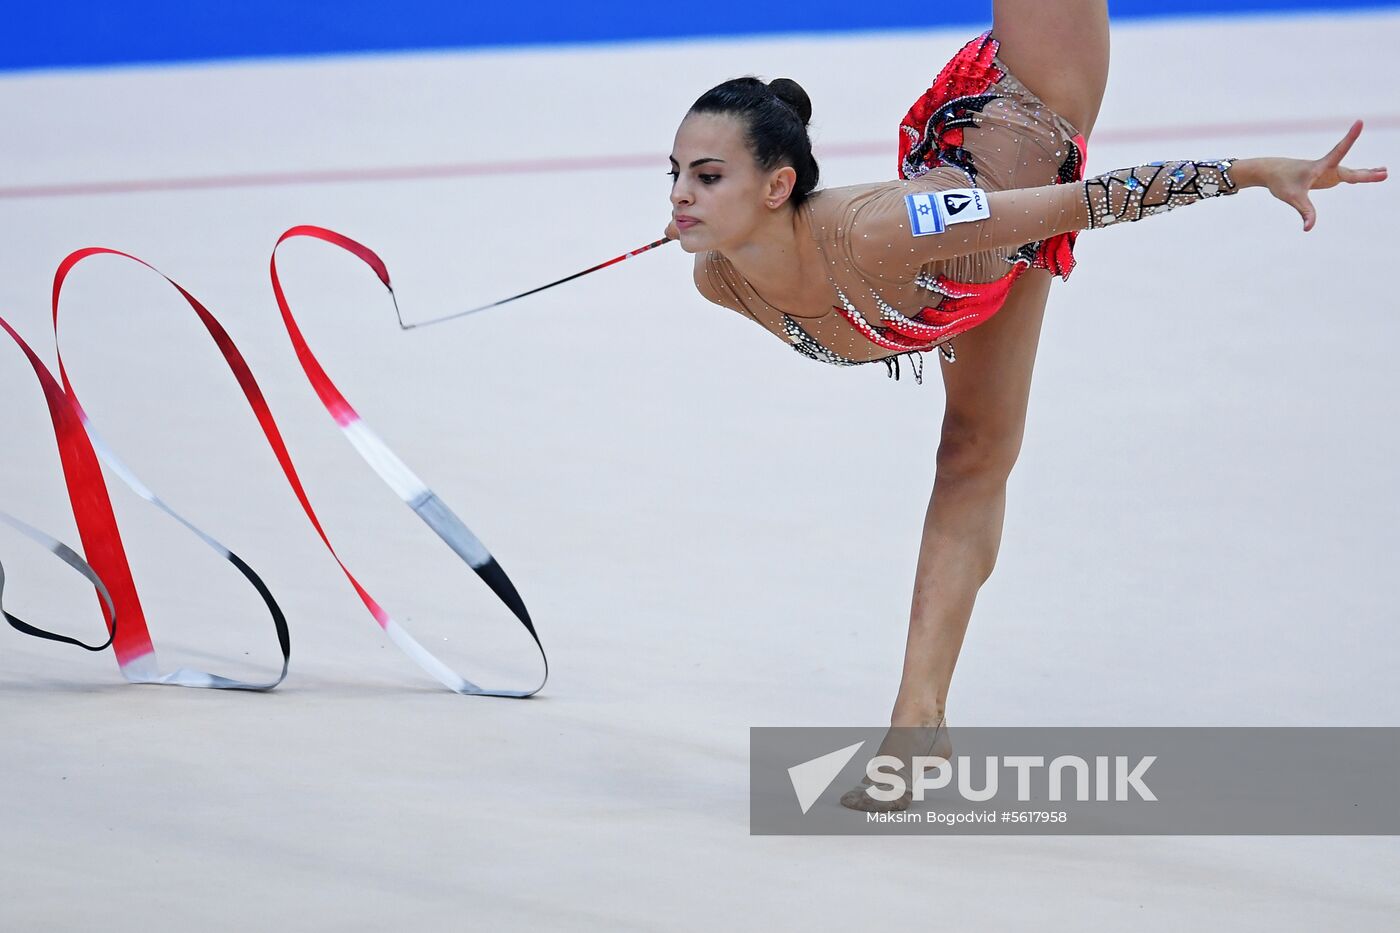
[668,111,793,253]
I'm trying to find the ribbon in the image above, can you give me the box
[2,227,546,695]
[268,226,546,696]
[0,510,115,652]
[47,250,292,689]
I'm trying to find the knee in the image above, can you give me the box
[934,414,1025,486]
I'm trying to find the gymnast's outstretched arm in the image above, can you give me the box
[857,120,1387,276]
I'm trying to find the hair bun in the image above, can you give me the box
[688,75,821,206]
[766,78,812,126]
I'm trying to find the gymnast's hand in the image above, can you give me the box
[1235,120,1389,232]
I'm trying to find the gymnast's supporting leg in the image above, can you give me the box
[887,0,1111,730]
[889,268,1053,727]
[842,269,1057,811]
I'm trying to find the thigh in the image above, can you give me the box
[938,269,1053,448]
[990,0,1110,139]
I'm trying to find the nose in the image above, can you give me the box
[670,178,693,209]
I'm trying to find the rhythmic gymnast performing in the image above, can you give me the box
[660,0,1387,811]
[0,0,1383,784]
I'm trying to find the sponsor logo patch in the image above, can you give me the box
[904,188,991,236]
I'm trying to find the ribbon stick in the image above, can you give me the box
[400,236,672,330]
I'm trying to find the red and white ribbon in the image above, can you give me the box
[3,227,546,695]
[268,226,546,696]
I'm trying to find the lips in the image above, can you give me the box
[674,216,700,230]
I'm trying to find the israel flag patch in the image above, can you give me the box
[905,192,946,236]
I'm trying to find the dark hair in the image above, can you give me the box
[688,76,820,207]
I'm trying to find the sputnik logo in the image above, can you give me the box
[787,741,866,814]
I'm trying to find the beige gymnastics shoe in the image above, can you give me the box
[840,717,951,813]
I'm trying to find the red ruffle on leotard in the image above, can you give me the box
[898,31,1006,184]
[889,31,1087,350]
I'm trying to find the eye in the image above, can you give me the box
[698,174,721,185]
[666,169,679,180]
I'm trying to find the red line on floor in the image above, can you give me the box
[2,115,1395,200]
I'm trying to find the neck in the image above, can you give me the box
[720,203,812,297]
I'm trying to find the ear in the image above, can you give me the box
[764,166,798,209]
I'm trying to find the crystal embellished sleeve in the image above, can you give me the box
[849,159,1240,280]
[1082,159,1238,228]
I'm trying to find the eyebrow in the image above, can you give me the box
[668,156,727,168]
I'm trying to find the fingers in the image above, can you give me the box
[1296,194,1317,232]
[1321,119,1365,168]
[1337,164,1389,184]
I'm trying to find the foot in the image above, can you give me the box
[839,717,951,813]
